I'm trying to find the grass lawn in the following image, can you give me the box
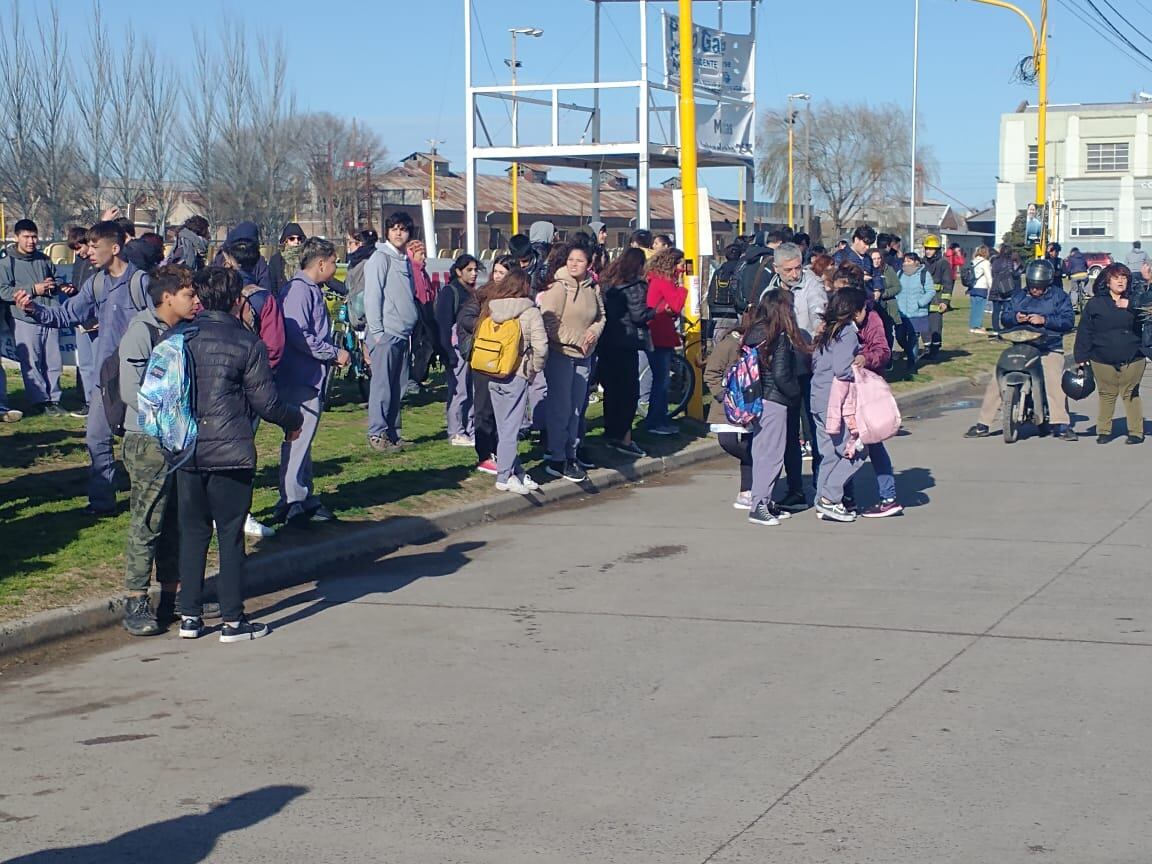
[0,299,1012,623]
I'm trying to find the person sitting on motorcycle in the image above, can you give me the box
[964,258,1077,441]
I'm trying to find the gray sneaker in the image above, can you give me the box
[122,595,160,637]
[815,497,857,523]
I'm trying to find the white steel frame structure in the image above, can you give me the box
[463,0,759,254]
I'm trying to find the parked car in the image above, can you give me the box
[1083,251,1113,279]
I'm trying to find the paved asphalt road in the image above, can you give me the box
[3,386,1152,863]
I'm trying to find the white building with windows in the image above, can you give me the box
[996,100,1152,255]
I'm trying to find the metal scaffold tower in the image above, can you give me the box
[463,0,759,254]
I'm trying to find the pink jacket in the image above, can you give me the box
[857,305,891,372]
[826,377,857,436]
[853,366,901,444]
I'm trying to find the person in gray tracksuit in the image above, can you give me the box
[363,212,419,449]
[0,219,62,413]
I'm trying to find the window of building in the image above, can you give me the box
[1027,144,1037,174]
[1142,208,1152,236]
[1070,208,1114,237]
[1086,142,1129,173]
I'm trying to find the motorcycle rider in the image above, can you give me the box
[921,234,953,358]
[964,258,1077,441]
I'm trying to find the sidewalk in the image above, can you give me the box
[0,371,988,656]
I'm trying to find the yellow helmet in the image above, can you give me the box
[923,234,942,250]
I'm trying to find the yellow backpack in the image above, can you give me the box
[470,315,522,377]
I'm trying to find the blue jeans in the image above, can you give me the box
[644,347,673,429]
[843,441,897,503]
[968,295,987,329]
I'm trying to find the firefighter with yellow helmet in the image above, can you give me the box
[921,234,953,357]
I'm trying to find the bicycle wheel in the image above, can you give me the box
[666,352,695,419]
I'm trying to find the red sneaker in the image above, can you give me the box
[476,458,498,476]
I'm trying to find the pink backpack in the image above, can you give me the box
[853,367,901,444]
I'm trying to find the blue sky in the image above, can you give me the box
[52,0,1152,212]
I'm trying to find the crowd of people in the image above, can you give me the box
[3,206,1148,642]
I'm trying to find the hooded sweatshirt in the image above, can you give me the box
[170,227,208,270]
[896,266,936,320]
[363,240,419,340]
[277,269,338,390]
[528,221,556,245]
[118,308,169,433]
[487,297,549,380]
[0,248,58,324]
[214,221,271,290]
[538,269,605,358]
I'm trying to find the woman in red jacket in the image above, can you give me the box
[643,248,687,435]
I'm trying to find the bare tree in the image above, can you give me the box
[251,35,298,240]
[180,29,220,230]
[104,24,145,219]
[138,40,180,234]
[294,113,389,235]
[0,1,41,221]
[757,102,936,234]
[75,1,112,220]
[29,2,83,236]
[212,22,260,231]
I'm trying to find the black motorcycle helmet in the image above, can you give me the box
[1025,258,1054,292]
[1062,363,1096,400]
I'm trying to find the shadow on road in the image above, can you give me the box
[896,466,936,508]
[258,540,486,631]
[1,784,307,864]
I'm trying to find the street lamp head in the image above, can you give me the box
[510,27,543,37]
[787,92,811,101]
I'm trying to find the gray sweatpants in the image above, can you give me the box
[490,374,529,482]
[749,401,788,509]
[14,320,62,405]
[544,352,590,462]
[278,382,323,510]
[524,370,548,431]
[445,346,474,439]
[812,410,866,504]
[86,388,117,511]
[367,332,409,443]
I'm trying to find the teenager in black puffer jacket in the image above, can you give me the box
[597,248,654,456]
[176,267,303,644]
[741,289,808,526]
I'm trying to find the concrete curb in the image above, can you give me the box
[0,373,989,657]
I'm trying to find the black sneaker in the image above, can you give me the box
[574,450,596,470]
[69,405,89,418]
[964,423,991,438]
[861,499,904,518]
[219,616,269,644]
[122,595,160,637]
[1097,434,1111,444]
[44,403,65,417]
[179,616,204,639]
[777,490,809,512]
[1058,425,1078,442]
[608,439,647,458]
[562,460,588,483]
[544,460,567,479]
[1126,435,1144,445]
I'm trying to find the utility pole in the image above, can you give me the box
[786,93,810,229]
[426,138,445,211]
[507,27,543,237]
[677,0,703,420]
[968,0,1047,256]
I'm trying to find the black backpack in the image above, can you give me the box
[990,256,1017,301]
[99,322,161,437]
[736,253,774,313]
[708,259,746,315]
[959,261,977,290]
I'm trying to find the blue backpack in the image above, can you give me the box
[138,325,199,468]
[721,343,764,426]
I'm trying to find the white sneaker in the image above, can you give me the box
[519,473,540,492]
[450,434,475,447]
[496,476,532,495]
[244,513,276,538]
[733,491,753,510]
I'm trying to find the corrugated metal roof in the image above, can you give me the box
[379,166,742,223]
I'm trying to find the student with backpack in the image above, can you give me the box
[473,269,548,494]
[706,242,748,343]
[173,267,303,643]
[436,254,481,447]
[894,252,937,376]
[275,238,350,528]
[114,266,202,636]
[221,237,285,369]
[597,248,653,457]
[705,309,754,508]
[810,288,870,523]
[741,290,808,526]
[14,220,150,515]
[363,212,419,452]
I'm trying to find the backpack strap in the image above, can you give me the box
[128,270,148,311]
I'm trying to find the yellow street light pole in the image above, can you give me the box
[969,0,1047,256]
[785,93,810,230]
[508,27,543,238]
[677,0,703,420]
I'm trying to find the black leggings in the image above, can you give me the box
[718,431,752,492]
[177,469,253,622]
[599,345,640,440]
[472,371,497,462]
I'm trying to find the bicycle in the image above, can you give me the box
[637,321,703,421]
[323,291,371,406]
